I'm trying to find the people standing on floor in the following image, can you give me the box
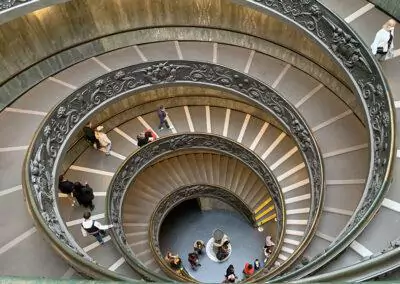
[165,251,182,271]
[83,122,101,149]
[73,181,95,210]
[188,252,201,270]
[94,126,112,155]
[225,264,237,283]
[194,240,205,255]
[371,19,396,61]
[254,259,261,271]
[157,105,171,130]
[58,174,76,206]
[80,211,114,244]
[242,262,255,278]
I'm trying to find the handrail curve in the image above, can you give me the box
[24,60,323,280]
[230,0,395,280]
[106,134,285,282]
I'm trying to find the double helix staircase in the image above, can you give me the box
[0,0,399,282]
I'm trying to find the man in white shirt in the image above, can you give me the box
[81,211,114,244]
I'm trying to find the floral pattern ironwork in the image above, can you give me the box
[106,135,285,279]
[246,0,393,280]
[26,60,323,280]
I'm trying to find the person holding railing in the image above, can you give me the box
[81,211,114,244]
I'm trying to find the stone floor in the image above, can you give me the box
[159,199,272,283]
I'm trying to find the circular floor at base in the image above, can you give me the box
[160,206,272,283]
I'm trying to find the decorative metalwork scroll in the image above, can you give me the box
[24,60,323,279]
[235,0,394,280]
[0,0,30,10]
[106,134,284,280]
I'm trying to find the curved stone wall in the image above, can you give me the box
[0,0,349,90]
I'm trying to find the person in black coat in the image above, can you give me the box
[83,122,101,149]
[58,175,76,206]
[73,182,95,210]
[137,131,149,147]
[225,264,237,282]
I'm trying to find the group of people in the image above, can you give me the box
[83,123,112,155]
[223,260,260,283]
[164,235,275,281]
[222,235,275,283]
[165,240,206,273]
[60,175,114,245]
[83,105,171,152]
[58,175,95,210]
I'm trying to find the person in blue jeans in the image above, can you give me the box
[81,212,114,244]
[157,105,171,130]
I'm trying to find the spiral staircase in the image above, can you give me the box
[0,0,399,282]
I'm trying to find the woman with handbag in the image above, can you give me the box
[371,19,396,61]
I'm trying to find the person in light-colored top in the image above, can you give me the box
[94,125,112,155]
[371,19,396,61]
[81,211,114,244]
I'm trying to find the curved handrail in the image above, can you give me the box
[24,60,323,280]
[230,0,395,280]
[106,133,285,282]
[292,237,400,282]
[148,184,257,281]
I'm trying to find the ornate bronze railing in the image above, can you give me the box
[24,60,323,280]
[0,0,31,11]
[294,237,400,282]
[16,0,395,281]
[106,134,285,282]
[229,0,395,280]
[148,184,256,281]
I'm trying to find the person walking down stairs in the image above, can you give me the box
[58,174,76,206]
[73,181,95,211]
[81,212,114,244]
[94,126,112,155]
[157,105,171,130]
[371,19,396,61]
[137,129,157,147]
[83,122,101,149]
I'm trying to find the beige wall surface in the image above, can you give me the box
[0,0,347,86]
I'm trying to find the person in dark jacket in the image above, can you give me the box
[157,105,171,130]
[188,252,201,270]
[73,182,95,210]
[137,129,156,147]
[225,264,237,283]
[137,132,149,147]
[58,175,76,206]
[83,122,100,149]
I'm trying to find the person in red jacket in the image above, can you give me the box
[242,262,254,278]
